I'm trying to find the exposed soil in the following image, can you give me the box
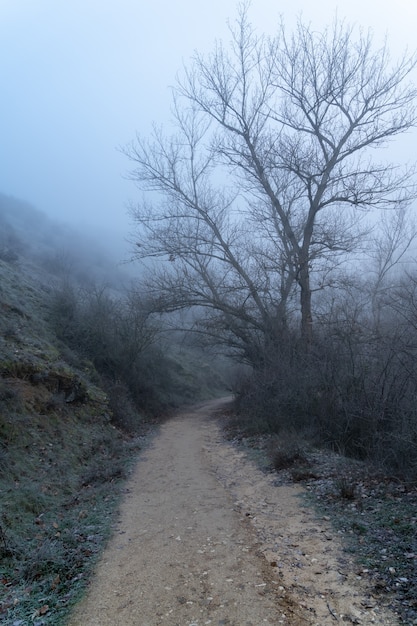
[67,398,399,626]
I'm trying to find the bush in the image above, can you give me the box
[267,432,308,471]
[107,382,144,433]
[49,281,220,421]
[234,291,417,480]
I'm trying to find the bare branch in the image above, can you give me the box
[124,7,417,357]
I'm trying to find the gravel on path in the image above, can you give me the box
[67,398,398,626]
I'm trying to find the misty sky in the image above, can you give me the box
[1,0,417,251]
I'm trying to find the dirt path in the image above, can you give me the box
[67,398,398,626]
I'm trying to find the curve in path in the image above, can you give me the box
[67,398,398,626]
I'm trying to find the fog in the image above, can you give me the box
[1,0,417,257]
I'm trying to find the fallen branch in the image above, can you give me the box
[327,602,338,621]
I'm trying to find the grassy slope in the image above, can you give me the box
[0,255,146,625]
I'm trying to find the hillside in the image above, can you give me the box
[0,198,147,625]
[0,195,227,625]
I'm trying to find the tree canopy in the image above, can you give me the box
[125,6,417,361]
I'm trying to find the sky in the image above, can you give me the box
[1,0,417,254]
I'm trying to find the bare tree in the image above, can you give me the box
[125,5,417,357]
[366,208,417,326]
[125,103,293,364]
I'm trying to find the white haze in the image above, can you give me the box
[1,0,416,257]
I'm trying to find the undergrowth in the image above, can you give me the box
[308,468,417,624]
[222,412,417,625]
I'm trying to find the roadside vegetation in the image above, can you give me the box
[221,419,417,624]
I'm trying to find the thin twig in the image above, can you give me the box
[327,602,338,621]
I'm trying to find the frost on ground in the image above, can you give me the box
[67,398,398,626]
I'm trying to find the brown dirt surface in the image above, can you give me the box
[67,398,399,626]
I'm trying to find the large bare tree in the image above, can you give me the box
[125,6,417,358]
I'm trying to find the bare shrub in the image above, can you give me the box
[107,382,144,433]
[334,477,357,500]
[267,432,309,472]
[235,291,417,480]
[49,281,183,418]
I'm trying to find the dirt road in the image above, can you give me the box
[67,398,398,626]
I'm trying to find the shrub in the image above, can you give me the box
[234,298,417,480]
[267,432,309,471]
[334,477,357,500]
[107,382,144,433]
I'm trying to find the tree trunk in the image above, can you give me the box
[299,261,313,349]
